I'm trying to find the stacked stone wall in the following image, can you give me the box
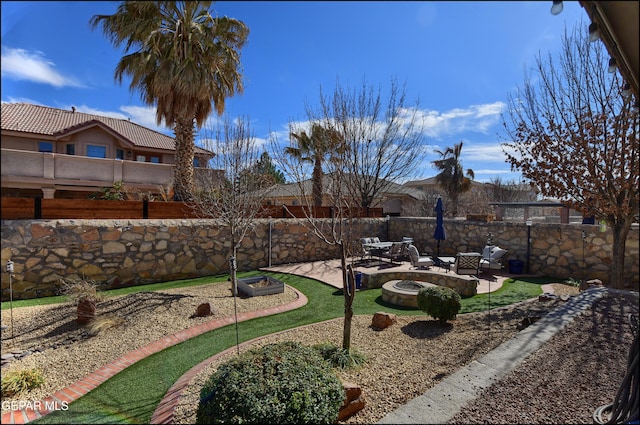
[389,218,639,289]
[1,217,637,300]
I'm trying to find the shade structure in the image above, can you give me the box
[434,197,446,258]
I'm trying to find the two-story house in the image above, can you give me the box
[1,102,214,199]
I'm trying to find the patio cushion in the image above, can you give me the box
[482,246,508,260]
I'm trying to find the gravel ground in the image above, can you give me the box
[0,279,298,413]
[2,282,637,425]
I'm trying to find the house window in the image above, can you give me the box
[150,156,160,163]
[116,149,125,160]
[136,155,146,162]
[66,144,75,155]
[87,145,106,158]
[39,141,54,153]
[193,157,200,167]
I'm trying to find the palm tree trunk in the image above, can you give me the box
[173,117,196,201]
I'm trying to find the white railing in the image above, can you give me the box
[1,148,174,187]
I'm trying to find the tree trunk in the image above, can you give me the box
[609,218,631,289]
[312,159,323,207]
[341,244,356,351]
[172,117,196,201]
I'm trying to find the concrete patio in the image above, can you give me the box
[262,257,543,294]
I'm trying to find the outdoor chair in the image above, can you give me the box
[479,245,509,271]
[452,252,482,276]
[407,244,434,269]
[360,237,373,261]
[380,242,404,265]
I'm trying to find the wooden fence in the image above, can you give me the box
[0,197,383,220]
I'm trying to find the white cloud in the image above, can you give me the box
[1,46,84,88]
[416,101,506,139]
[119,105,172,133]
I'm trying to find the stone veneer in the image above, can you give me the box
[388,218,639,291]
[364,269,478,297]
[1,217,638,300]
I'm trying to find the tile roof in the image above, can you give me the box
[1,102,210,154]
[265,173,424,200]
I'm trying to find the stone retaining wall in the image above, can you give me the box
[363,269,478,297]
[1,217,638,301]
[0,218,386,301]
[388,218,639,290]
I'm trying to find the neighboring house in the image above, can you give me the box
[1,103,214,199]
[262,173,425,216]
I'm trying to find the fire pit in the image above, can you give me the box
[381,279,435,308]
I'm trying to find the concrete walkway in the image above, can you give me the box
[377,286,608,424]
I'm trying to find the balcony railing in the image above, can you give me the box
[1,148,174,188]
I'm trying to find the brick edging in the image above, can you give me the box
[1,287,307,425]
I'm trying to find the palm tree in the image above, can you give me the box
[286,123,343,207]
[90,1,249,201]
[432,141,475,217]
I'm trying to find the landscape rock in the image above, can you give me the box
[372,312,397,330]
[338,382,366,421]
[579,279,603,292]
[538,293,557,302]
[190,303,213,318]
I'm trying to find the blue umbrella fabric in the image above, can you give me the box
[434,197,446,258]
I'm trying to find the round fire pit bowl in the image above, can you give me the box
[381,279,436,308]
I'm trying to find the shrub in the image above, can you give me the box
[312,342,367,369]
[196,341,345,424]
[59,277,103,305]
[563,277,581,287]
[1,368,45,397]
[87,314,125,336]
[417,286,461,324]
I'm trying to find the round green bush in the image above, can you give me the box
[417,286,461,324]
[196,341,345,424]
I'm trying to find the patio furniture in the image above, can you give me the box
[433,256,455,273]
[379,242,404,265]
[480,245,509,271]
[452,252,482,276]
[407,244,434,269]
[360,237,373,262]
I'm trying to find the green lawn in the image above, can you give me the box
[14,272,550,424]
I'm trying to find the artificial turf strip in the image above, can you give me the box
[30,274,545,424]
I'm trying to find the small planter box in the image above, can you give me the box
[237,275,285,297]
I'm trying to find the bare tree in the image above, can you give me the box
[501,23,639,289]
[272,125,367,353]
[486,177,538,203]
[192,115,272,298]
[310,77,427,209]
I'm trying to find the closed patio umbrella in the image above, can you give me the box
[434,197,446,259]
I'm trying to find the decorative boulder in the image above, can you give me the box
[190,303,213,318]
[372,312,397,330]
[538,293,557,302]
[338,382,366,421]
[580,279,603,292]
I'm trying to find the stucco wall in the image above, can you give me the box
[1,217,638,301]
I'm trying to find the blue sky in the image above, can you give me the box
[1,1,588,183]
